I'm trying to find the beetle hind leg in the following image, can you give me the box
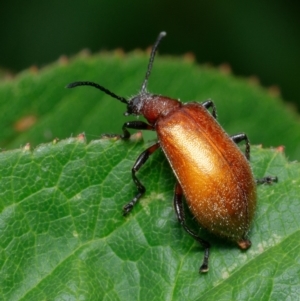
[174,182,210,273]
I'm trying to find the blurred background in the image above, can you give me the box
[0,0,299,109]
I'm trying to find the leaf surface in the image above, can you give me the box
[0,137,299,300]
[0,52,300,159]
[0,52,299,300]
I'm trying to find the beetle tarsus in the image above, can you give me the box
[199,263,209,273]
[122,203,134,215]
[199,246,210,273]
[237,238,252,250]
[101,133,122,139]
[256,176,278,185]
[123,192,144,215]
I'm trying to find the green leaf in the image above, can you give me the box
[0,137,299,301]
[0,52,300,159]
[0,52,300,300]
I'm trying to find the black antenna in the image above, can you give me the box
[140,31,167,93]
[66,81,128,104]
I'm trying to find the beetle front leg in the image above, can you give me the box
[174,182,210,273]
[231,133,250,160]
[123,142,160,215]
[102,121,154,139]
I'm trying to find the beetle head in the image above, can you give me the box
[66,32,166,119]
[125,91,154,116]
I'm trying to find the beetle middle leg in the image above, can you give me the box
[174,182,210,273]
[202,100,217,119]
[102,121,154,139]
[230,134,278,184]
[231,133,250,160]
[123,142,160,215]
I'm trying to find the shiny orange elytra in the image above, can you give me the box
[67,32,277,273]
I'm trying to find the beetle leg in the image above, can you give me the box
[174,182,210,273]
[202,100,217,119]
[231,133,250,160]
[123,142,160,215]
[102,121,154,139]
[256,176,278,184]
[231,135,278,184]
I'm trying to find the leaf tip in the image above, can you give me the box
[275,145,285,153]
[182,52,196,63]
[58,55,69,65]
[23,143,31,151]
[268,85,281,97]
[76,132,86,142]
[52,138,59,145]
[218,63,232,75]
[130,131,143,141]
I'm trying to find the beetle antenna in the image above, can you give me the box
[66,81,128,104]
[140,31,167,93]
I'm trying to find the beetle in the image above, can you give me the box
[67,32,277,273]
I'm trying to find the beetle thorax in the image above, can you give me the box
[127,93,182,125]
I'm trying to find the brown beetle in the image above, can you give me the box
[67,32,277,272]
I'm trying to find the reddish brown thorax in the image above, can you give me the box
[127,93,182,125]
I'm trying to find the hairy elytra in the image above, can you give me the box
[67,32,277,273]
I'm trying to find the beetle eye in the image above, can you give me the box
[131,96,140,106]
[124,101,134,116]
[127,96,143,114]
